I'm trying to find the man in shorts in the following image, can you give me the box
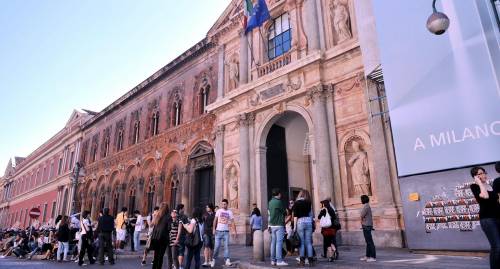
[202,203,215,267]
[115,207,128,251]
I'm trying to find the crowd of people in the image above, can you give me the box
[3,162,499,269]
[263,188,374,267]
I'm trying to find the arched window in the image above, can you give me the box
[173,102,182,127]
[103,137,110,158]
[117,130,124,151]
[151,112,160,136]
[199,86,210,115]
[91,143,98,162]
[133,121,140,144]
[267,13,291,60]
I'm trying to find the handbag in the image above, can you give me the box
[321,227,336,237]
[320,209,332,228]
[288,231,301,248]
[332,212,341,230]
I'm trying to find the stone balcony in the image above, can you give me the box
[256,52,292,77]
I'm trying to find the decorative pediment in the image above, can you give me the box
[208,0,243,35]
[189,142,213,159]
[65,109,89,128]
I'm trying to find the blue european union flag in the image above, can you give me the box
[245,0,271,34]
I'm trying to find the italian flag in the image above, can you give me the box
[243,0,254,30]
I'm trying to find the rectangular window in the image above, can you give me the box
[43,203,48,223]
[58,158,63,175]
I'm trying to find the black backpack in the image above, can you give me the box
[184,222,201,247]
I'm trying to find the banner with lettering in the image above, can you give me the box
[372,0,500,176]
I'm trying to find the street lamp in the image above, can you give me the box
[426,0,450,35]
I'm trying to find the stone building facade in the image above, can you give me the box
[1,0,404,247]
[78,39,219,221]
[0,110,91,228]
[205,0,403,246]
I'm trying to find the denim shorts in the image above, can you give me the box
[203,234,214,249]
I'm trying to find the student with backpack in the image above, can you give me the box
[182,207,204,269]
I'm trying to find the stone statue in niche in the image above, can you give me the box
[348,140,371,195]
[331,0,352,44]
[227,57,239,91]
[226,165,239,209]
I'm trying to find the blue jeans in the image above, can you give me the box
[57,241,69,261]
[270,226,285,263]
[362,225,376,258]
[297,221,313,258]
[212,231,230,260]
[133,231,141,251]
[480,218,500,269]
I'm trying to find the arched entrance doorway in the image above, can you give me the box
[260,111,313,207]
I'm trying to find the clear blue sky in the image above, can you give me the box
[0,0,232,176]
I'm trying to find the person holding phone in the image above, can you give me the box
[470,166,500,269]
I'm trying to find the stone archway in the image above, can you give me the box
[255,108,318,217]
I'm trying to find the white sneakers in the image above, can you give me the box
[225,259,232,266]
[276,261,289,266]
[271,261,277,266]
[209,260,215,268]
[361,256,376,262]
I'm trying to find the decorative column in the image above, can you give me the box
[180,168,189,209]
[156,175,165,206]
[308,85,334,202]
[238,113,253,215]
[303,0,320,51]
[255,146,268,226]
[90,191,97,220]
[118,183,127,211]
[214,125,225,204]
[217,45,225,99]
[366,80,396,205]
[104,187,111,208]
[325,86,343,207]
[239,31,249,85]
[136,178,145,213]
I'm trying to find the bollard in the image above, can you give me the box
[253,230,264,261]
[263,228,271,259]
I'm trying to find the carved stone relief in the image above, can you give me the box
[226,55,239,91]
[345,136,372,196]
[330,0,352,44]
[225,161,240,209]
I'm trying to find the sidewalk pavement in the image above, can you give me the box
[114,245,489,269]
[226,245,488,269]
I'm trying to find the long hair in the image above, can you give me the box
[297,189,311,202]
[60,216,68,226]
[251,207,261,217]
[192,207,203,223]
[152,203,169,226]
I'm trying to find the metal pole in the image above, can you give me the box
[70,162,81,215]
